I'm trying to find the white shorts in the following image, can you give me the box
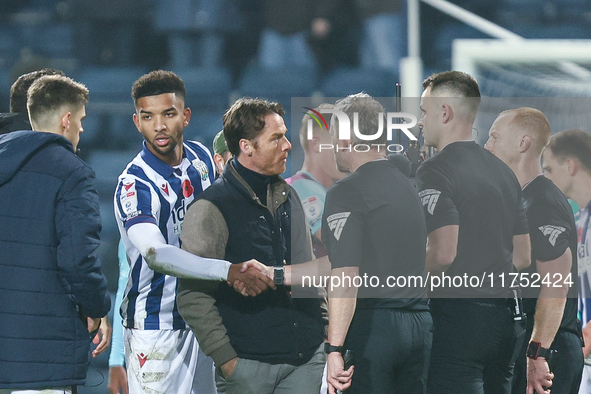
[124,327,216,394]
[0,390,71,394]
[579,364,591,394]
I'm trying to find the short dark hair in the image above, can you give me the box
[222,97,284,156]
[423,71,481,115]
[334,93,387,146]
[131,70,186,105]
[10,68,65,113]
[27,75,89,123]
[547,129,591,174]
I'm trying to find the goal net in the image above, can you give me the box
[452,39,591,145]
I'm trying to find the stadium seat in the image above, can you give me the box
[77,112,104,151]
[78,66,147,104]
[27,24,74,59]
[0,68,12,112]
[237,65,319,109]
[86,149,138,197]
[320,67,399,98]
[432,23,489,70]
[0,27,21,69]
[175,67,232,111]
[185,110,224,147]
[108,113,142,150]
[512,23,591,39]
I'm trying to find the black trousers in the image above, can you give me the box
[427,299,524,394]
[511,328,583,394]
[344,308,433,394]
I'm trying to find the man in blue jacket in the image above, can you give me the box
[0,74,111,392]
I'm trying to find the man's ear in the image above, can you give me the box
[441,103,453,124]
[519,135,532,153]
[309,135,322,153]
[565,157,578,176]
[183,107,191,126]
[60,111,71,133]
[133,112,141,133]
[239,138,254,157]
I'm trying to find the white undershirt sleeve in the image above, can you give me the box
[127,222,231,281]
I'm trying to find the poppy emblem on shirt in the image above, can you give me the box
[137,353,148,368]
[182,179,194,198]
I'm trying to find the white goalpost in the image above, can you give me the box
[400,0,591,98]
[400,0,591,144]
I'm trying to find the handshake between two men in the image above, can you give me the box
[226,256,329,297]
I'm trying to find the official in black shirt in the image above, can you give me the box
[323,93,432,394]
[485,107,583,394]
[416,71,531,394]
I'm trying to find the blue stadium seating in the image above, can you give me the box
[185,109,224,147]
[320,67,399,98]
[27,24,74,59]
[175,67,232,111]
[237,65,319,109]
[0,68,12,112]
[77,66,147,103]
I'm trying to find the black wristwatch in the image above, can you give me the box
[273,266,284,286]
[324,343,344,354]
[526,341,555,360]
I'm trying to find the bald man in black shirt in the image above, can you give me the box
[485,107,583,394]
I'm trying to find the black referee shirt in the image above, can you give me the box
[521,175,579,333]
[322,159,429,310]
[416,141,529,297]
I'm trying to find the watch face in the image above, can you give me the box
[527,342,541,359]
[274,267,284,285]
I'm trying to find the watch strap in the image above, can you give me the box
[324,342,344,354]
[527,341,553,360]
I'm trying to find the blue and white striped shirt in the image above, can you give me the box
[577,204,591,329]
[114,140,215,330]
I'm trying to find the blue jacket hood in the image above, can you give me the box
[0,130,73,187]
[0,112,31,135]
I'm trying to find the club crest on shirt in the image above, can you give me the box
[418,189,441,215]
[538,225,566,247]
[327,212,351,241]
[192,159,209,181]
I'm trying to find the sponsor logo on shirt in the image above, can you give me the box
[418,189,441,215]
[171,198,186,235]
[161,183,169,196]
[327,212,351,241]
[192,159,209,181]
[302,196,322,223]
[538,225,566,246]
[121,181,138,216]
